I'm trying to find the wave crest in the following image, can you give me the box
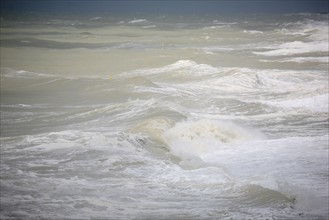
[163,119,265,160]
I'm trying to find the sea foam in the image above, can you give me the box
[163,119,265,160]
[254,41,328,56]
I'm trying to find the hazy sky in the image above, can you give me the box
[1,0,329,14]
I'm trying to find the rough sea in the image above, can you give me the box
[0,13,328,219]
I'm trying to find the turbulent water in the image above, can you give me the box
[1,13,328,219]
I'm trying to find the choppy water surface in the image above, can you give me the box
[1,13,328,219]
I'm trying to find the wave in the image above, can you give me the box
[131,117,175,145]
[0,37,111,50]
[243,30,264,35]
[2,128,314,218]
[260,56,329,63]
[263,94,329,113]
[254,41,328,56]
[132,117,265,161]
[212,20,237,25]
[236,184,296,207]
[128,19,147,24]
[1,13,328,220]
[90,17,102,21]
[120,60,219,79]
[1,68,56,79]
[280,20,328,40]
[129,117,327,212]
[142,25,157,29]
[255,19,328,57]
[121,61,327,108]
[163,119,265,161]
[280,56,329,63]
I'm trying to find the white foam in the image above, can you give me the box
[128,19,147,24]
[120,60,219,78]
[1,68,56,79]
[212,20,237,25]
[254,41,328,56]
[283,20,329,41]
[29,142,77,151]
[280,57,329,63]
[201,134,328,204]
[264,94,329,113]
[243,30,263,35]
[131,117,174,143]
[142,25,156,29]
[261,57,329,63]
[161,60,198,70]
[163,119,265,160]
[203,46,235,53]
[90,17,102,21]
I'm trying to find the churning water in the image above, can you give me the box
[0,13,328,219]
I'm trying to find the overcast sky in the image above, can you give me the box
[1,0,328,14]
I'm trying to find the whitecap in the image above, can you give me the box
[90,17,102,21]
[163,119,265,161]
[254,41,328,56]
[120,60,219,78]
[279,57,329,63]
[142,25,156,29]
[264,94,329,113]
[1,68,56,78]
[243,30,263,35]
[128,19,147,24]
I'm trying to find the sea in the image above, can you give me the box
[0,12,328,219]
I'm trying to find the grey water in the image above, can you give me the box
[1,13,328,219]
